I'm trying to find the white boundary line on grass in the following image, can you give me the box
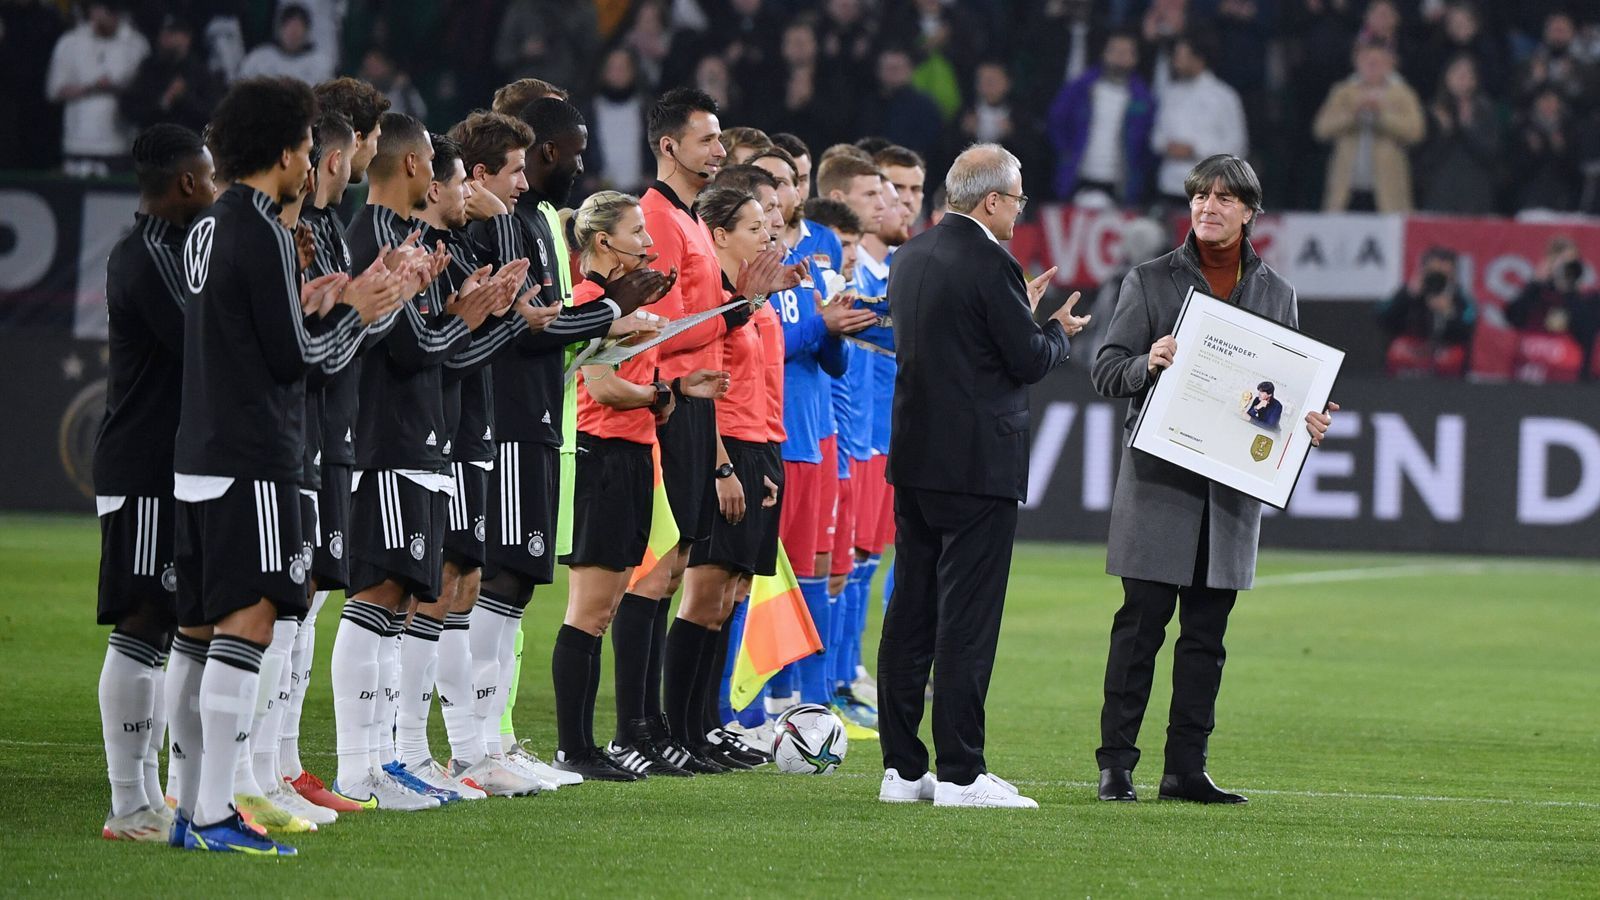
[831,772,1600,809]
[1253,561,1600,587]
[9,740,1593,810]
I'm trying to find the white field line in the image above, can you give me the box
[1253,561,1600,588]
[6,740,1592,810]
[830,773,1600,809]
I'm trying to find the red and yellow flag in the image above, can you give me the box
[729,541,822,710]
[628,445,679,588]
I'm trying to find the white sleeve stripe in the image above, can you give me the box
[251,195,360,364]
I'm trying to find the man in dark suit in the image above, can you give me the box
[877,144,1090,809]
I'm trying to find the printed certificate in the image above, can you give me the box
[1129,287,1344,508]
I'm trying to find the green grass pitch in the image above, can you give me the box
[1,513,1596,897]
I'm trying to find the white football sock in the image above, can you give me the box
[196,636,265,827]
[331,601,386,787]
[279,590,327,780]
[251,618,297,792]
[164,634,208,818]
[396,614,442,768]
[470,599,517,759]
[99,632,160,817]
[437,612,477,763]
[373,625,402,768]
[144,652,168,809]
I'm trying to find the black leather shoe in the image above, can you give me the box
[1098,767,1137,801]
[1158,771,1247,804]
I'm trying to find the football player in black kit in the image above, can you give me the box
[95,123,217,843]
[169,76,401,856]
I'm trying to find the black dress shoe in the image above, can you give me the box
[1158,771,1247,804]
[1098,767,1137,802]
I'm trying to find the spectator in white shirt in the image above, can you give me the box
[45,1,149,177]
[1149,32,1248,206]
[238,4,334,85]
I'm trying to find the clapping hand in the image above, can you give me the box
[1049,290,1091,337]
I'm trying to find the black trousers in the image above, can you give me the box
[1096,509,1238,774]
[877,485,1017,786]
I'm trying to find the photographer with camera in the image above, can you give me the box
[1506,236,1600,380]
[1377,246,1477,377]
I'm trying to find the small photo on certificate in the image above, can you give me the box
[1132,288,1343,508]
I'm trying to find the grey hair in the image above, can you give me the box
[943,143,1021,213]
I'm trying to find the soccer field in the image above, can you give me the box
[1,514,1596,898]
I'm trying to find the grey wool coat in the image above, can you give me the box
[1091,233,1299,591]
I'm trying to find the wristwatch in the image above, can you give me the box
[649,380,672,412]
[715,462,735,479]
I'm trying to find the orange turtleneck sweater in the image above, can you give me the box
[1197,236,1243,300]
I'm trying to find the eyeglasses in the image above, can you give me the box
[996,191,1029,210]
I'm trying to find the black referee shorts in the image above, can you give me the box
[311,462,352,590]
[175,479,309,628]
[658,394,717,545]
[756,441,784,577]
[443,459,490,570]
[96,495,177,626]
[689,438,770,575]
[347,470,446,601]
[561,433,652,571]
[485,441,558,585]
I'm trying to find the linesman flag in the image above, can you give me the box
[628,445,679,589]
[729,541,823,711]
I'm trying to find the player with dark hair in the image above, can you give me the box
[312,77,391,185]
[461,101,670,788]
[170,76,400,855]
[95,123,216,843]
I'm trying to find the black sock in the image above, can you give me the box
[701,624,732,737]
[553,624,599,756]
[663,617,710,744]
[684,623,723,745]
[610,593,656,744]
[644,596,672,720]
[584,635,601,751]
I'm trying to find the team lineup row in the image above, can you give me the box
[93,71,923,854]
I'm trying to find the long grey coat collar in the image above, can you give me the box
[1168,230,1270,310]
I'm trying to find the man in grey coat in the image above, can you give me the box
[1091,155,1336,804]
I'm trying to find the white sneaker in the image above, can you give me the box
[405,759,488,800]
[267,783,337,826]
[331,769,440,811]
[933,773,1039,809]
[102,806,172,842]
[497,751,562,791]
[507,739,581,787]
[453,756,541,797]
[878,768,937,804]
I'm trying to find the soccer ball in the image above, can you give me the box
[772,704,849,775]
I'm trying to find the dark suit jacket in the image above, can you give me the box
[1247,396,1283,428]
[886,213,1071,501]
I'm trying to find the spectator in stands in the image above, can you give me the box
[755,17,841,159]
[122,14,221,136]
[1415,54,1500,214]
[1358,0,1402,53]
[695,0,780,91]
[890,0,984,122]
[1139,0,1186,92]
[1377,247,1477,376]
[238,4,333,84]
[358,48,426,120]
[1283,0,1363,210]
[1506,238,1592,344]
[1407,2,1506,103]
[1149,31,1247,208]
[45,0,149,177]
[494,0,597,99]
[587,47,651,192]
[1513,85,1581,212]
[1047,29,1155,207]
[1515,11,1596,109]
[695,53,740,123]
[818,0,879,78]
[852,46,943,164]
[959,59,1045,183]
[1312,39,1424,212]
[622,0,675,90]
[0,0,66,171]
[1208,0,1273,156]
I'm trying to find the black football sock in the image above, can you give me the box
[701,624,732,737]
[644,596,672,720]
[610,593,656,745]
[663,618,711,744]
[584,633,601,751]
[552,625,599,756]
